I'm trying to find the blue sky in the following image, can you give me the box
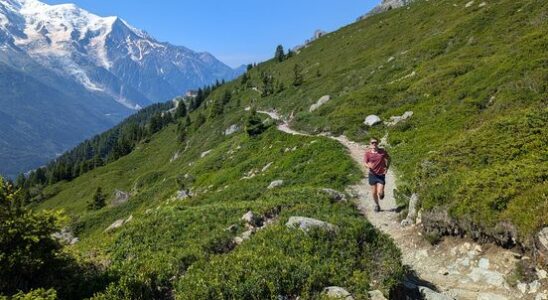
[43,0,378,68]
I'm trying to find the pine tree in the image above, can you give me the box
[88,187,106,210]
[174,100,187,119]
[274,45,285,62]
[245,109,267,137]
[293,63,304,86]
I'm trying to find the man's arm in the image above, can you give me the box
[384,151,391,173]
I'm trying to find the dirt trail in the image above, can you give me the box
[258,110,530,300]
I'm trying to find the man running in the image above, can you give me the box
[364,137,390,212]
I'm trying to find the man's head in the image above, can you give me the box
[369,138,379,150]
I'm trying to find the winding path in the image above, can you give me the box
[258,110,527,300]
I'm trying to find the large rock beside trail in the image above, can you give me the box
[322,286,354,299]
[538,227,548,254]
[385,111,413,126]
[364,115,382,126]
[401,193,419,227]
[320,188,347,202]
[368,290,387,300]
[418,286,455,300]
[309,95,331,112]
[112,189,130,206]
[286,216,337,233]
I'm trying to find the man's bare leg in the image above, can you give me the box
[371,185,380,211]
[377,184,385,200]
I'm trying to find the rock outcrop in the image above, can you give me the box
[267,180,284,189]
[309,95,331,112]
[322,286,354,299]
[364,115,382,126]
[112,189,130,206]
[286,216,337,233]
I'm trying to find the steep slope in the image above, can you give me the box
[0,0,242,178]
[239,0,546,253]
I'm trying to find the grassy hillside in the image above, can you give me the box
[232,0,546,249]
[27,0,546,297]
[37,114,403,298]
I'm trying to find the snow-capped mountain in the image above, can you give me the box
[0,0,243,178]
[1,0,241,109]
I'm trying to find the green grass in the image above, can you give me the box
[231,0,547,247]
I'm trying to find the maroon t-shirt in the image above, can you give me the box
[364,148,390,175]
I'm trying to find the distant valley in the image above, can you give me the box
[0,0,243,178]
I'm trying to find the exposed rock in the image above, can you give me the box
[241,211,262,227]
[176,189,191,200]
[364,115,382,126]
[479,2,487,7]
[200,150,212,158]
[387,56,395,63]
[465,1,475,8]
[528,280,540,294]
[112,189,130,206]
[170,151,180,163]
[320,188,347,202]
[105,219,125,232]
[286,216,337,233]
[478,258,490,270]
[268,180,284,189]
[368,290,387,300]
[538,227,548,254]
[364,0,413,18]
[536,291,548,300]
[309,95,331,112]
[477,293,508,300]
[385,111,413,126]
[517,282,528,294]
[537,268,547,280]
[244,106,251,111]
[322,286,354,299]
[225,224,239,233]
[224,124,240,136]
[105,215,133,232]
[261,162,274,172]
[467,267,507,288]
[52,228,79,245]
[418,286,455,300]
[401,193,419,227]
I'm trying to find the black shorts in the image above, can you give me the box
[368,172,386,186]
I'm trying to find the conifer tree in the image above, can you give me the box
[293,63,304,86]
[274,45,285,62]
[88,187,106,210]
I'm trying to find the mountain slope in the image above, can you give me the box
[0,0,242,178]
[19,0,547,298]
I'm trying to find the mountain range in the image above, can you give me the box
[0,0,243,178]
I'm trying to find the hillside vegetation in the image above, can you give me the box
[235,0,546,250]
[6,0,547,298]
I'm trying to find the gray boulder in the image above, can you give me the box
[401,193,419,227]
[52,228,79,245]
[418,286,455,300]
[104,215,133,233]
[368,290,387,300]
[268,180,284,189]
[385,111,413,126]
[112,189,130,206]
[241,211,260,226]
[364,115,382,126]
[322,286,354,299]
[224,124,240,136]
[176,189,191,200]
[286,216,337,233]
[538,227,548,254]
[320,188,347,202]
[309,95,331,112]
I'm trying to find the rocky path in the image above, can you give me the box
[258,110,542,300]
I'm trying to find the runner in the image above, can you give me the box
[364,137,390,212]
